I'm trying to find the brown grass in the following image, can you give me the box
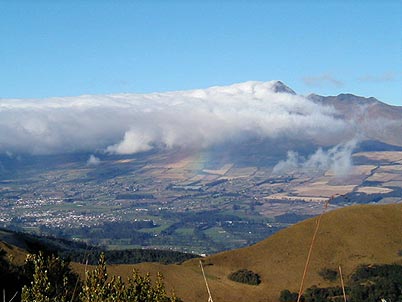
[2,204,401,301]
[71,204,402,302]
[0,241,27,265]
[353,151,402,162]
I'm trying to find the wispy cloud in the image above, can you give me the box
[272,140,358,177]
[303,74,343,88]
[0,81,346,155]
[87,154,101,166]
[358,72,396,83]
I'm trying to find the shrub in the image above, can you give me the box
[303,286,345,302]
[279,289,301,302]
[284,264,402,302]
[348,264,402,302]
[228,269,261,285]
[21,252,79,302]
[318,268,338,282]
[21,252,180,302]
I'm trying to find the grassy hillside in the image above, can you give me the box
[0,239,27,265]
[2,204,401,301]
[71,204,401,302]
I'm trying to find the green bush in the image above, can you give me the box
[21,252,79,302]
[279,289,301,302]
[281,264,402,302]
[303,286,345,302]
[228,269,261,285]
[318,268,338,282]
[21,252,180,302]
[348,264,402,302]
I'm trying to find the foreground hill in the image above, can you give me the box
[77,204,402,302]
[1,204,401,301]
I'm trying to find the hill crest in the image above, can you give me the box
[109,204,402,302]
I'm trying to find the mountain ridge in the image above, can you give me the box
[308,92,402,147]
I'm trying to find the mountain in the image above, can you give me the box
[308,93,402,147]
[271,80,296,94]
[68,203,402,302]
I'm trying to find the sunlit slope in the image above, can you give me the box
[3,204,401,301]
[81,204,402,302]
[0,240,27,265]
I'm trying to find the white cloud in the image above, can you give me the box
[303,74,343,88]
[272,140,357,177]
[87,154,101,166]
[0,81,346,155]
[358,72,396,83]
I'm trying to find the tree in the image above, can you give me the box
[80,253,179,302]
[228,269,261,285]
[279,289,300,302]
[21,252,79,302]
[21,252,179,302]
[79,253,109,302]
[318,268,338,282]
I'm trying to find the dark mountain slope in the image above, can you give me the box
[309,93,402,147]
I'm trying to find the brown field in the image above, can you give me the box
[144,167,167,176]
[377,164,402,173]
[292,183,356,197]
[383,180,402,187]
[324,164,376,177]
[350,164,377,174]
[158,172,191,180]
[187,174,207,182]
[379,197,402,203]
[356,186,393,194]
[165,156,196,169]
[353,151,402,162]
[253,168,273,177]
[203,164,234,176]
[225,167,258,178]
[264,194,328,203]
[366,172,402,182]
[203,174,221,181]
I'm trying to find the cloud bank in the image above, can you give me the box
[0,81,346,156]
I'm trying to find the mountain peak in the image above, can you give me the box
[225,80,296,94]
[271,80,296,95]
[199,80,297,97]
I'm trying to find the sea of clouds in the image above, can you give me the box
[0,81,346,154]
[1,81,360,175]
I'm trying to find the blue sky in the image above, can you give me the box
[1,1,401,105]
